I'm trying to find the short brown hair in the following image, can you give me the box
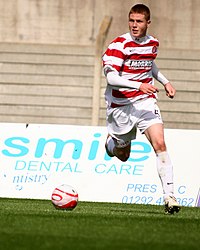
[129,4,151,21]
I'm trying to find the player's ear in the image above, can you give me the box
[147,20,151,27]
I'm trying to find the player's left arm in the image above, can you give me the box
[152,61,176,99]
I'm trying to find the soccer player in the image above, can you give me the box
[102,4,180,214]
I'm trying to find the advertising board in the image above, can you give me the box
[0,123,199,206]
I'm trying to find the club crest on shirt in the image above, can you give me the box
[152,46,157,54]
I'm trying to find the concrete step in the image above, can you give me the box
[0,74,93,86]
[0,62,93,76]
[0,105,92,118]
[0,114,91,126]
[158,49,200,60]
[0,84,92,98]
[0,42,94,55]
[0,95,92,108]
[156,58,200,71]
[0,53,94,65]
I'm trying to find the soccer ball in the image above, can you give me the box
[51,184,78,210]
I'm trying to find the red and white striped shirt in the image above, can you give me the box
[102,32,159,107]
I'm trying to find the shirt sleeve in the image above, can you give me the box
[104,65,142,89]
[152,61,169,85]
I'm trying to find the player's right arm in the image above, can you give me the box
[104,65,158,94]
[103,65,142,89]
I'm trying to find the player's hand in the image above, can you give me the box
[139,83,159,95]
[164,82,176,99]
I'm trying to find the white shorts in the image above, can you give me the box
[106,97,163,147]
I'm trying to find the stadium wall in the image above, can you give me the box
[1,0,200,50]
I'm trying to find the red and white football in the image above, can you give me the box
[51,184,78,210]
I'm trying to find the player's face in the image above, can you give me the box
[129,13,151,38]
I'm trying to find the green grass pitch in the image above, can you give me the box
[0,198,199,250]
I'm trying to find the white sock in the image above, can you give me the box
[106,136,115,155]
[156,151,174,199]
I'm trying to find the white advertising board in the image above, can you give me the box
[0,123,199,207]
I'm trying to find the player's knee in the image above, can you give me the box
[114,148,130,162]
[153,140,166,152]
[119,155,129,162]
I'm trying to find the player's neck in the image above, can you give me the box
[130,33,148,43]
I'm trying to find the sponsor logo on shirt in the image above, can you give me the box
[128,60,153,69]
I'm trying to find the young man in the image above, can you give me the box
[102,4,180,214]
